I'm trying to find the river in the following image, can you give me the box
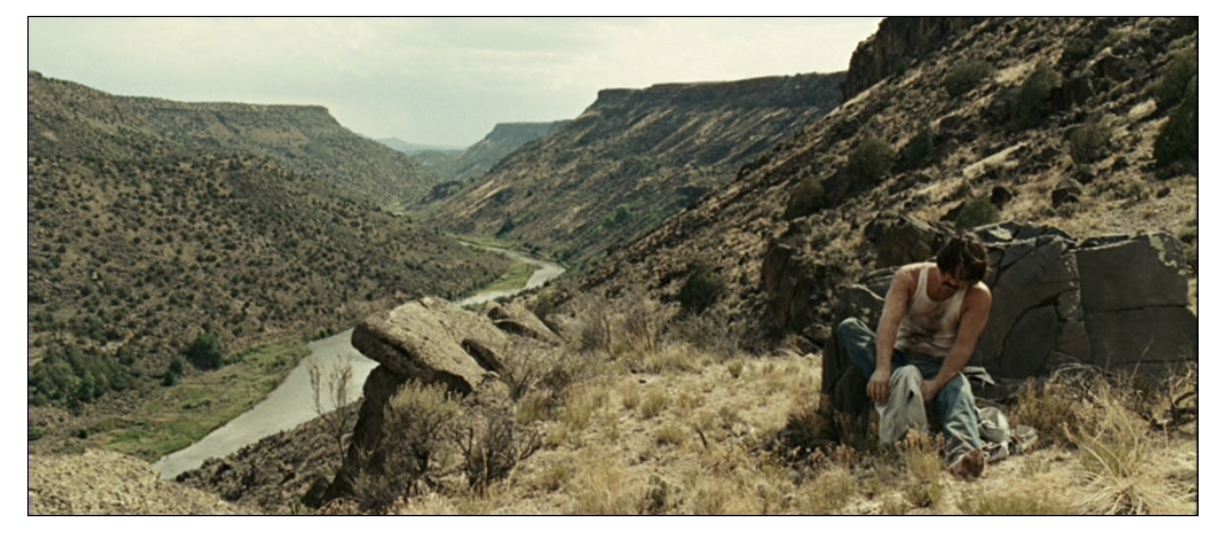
[154,245,564,479]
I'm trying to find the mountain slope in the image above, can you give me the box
[428,73,846,264]
[569,16,1197,346]
[27,72,509,405]
[28,73,439,209]
[401,121,570,187]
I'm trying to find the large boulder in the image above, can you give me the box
[484,301,563,345]
[324,296,555,505]
[350,296,510,394]
[824,221,1196,397]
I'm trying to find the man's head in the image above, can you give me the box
[936,233,989,288]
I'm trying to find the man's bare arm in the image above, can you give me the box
[869,266,916,404]
[923,285,992,400]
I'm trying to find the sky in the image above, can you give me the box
[28,17,884,148]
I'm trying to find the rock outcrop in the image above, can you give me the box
[414,121,571,184]
[842,17,988,100]
[322,297,557,503]
[430,72,847,264]
[569,18,1197,376]
[816,221,1196,396]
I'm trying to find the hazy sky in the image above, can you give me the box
[28,17,883,147]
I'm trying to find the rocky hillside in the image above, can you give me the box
[27,72,509,408]
[29,449,259,514]
[428,73,846,264]
[406,121,570,188]
[28,72,439,209]
[570,17,1197,353]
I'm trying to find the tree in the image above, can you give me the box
[183,333,224,370]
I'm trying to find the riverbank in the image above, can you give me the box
[151,241,565,478]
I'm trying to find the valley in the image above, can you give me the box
[29,16,1197,517]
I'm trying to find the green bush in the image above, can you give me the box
[943,61,993,98]
[162,357,185,387]
[183,333,224,371]
[847,138,896,185]
[602,204,634,229]
[28,342,132,409]
[1150,47,1197,110]
[1060,38,1096,68]
[1069,122,1110,165]
[894,126,936,173]
[1010,63,1061,130]
[954,197,1000,230]
[783,178,826,220]
[678,261,727,316]
[1153,78,1197,170]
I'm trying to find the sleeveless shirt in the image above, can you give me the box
[894,264,966,358]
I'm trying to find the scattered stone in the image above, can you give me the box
[1051,179,1083,208]
[990,185,1014,208]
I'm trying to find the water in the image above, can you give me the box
[154,246,564,479]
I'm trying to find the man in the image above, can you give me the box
[830,233,992,478]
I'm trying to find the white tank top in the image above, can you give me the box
[894,264,966,358]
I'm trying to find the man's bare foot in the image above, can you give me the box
[949,449,985,479]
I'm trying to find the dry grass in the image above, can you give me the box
[370,297,1195,516]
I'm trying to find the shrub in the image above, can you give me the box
[894,126,935,173]
[1069,121,1110,165]
[359,381,461,509]
[943,60,993,97]
[783,178,826,220]
[638,386,670,419]
[846,138,896,186]
[678,260,726,316]
[958,488,1072,514]
[954,196,1000,230]
[162,357,185,387]
[1153,77,1197,170]
[796,469,856,514]
[454,402,541,493]
[1010,62,1061,130]
[1150,47,1197,110]
[573,294,614,354]
[602,204,634,229]
[1059,37,1096,68]
[183,333,224,371]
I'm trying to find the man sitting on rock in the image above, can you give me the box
[829,233,992,478]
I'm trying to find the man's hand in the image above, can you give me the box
[921,379,941,403]
[867,368,891,405]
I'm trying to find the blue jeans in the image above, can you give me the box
[835,317,982,460]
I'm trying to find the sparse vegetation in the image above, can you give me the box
[1069,121,1110,165]
[1059,37,1096,68]
[1149,47,1197,110]
[894,125,936,173]
[678,260,727,316]
[783,178,826,220]
[847,138,896,186]
[954,196,1000,230]
[183,333,225,371]
[1153,75,1197,171]
[308,358,354,459]
[1010,62,1061,130]
[943,60,993,97]
[96,341,307,460]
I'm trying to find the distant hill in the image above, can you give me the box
[392,121,570,191]
[377,137,464,157]
[427,74,846,264]
[26,74,440,210]
[27,72,509,407]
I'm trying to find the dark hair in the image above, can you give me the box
[936,233,989,283]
